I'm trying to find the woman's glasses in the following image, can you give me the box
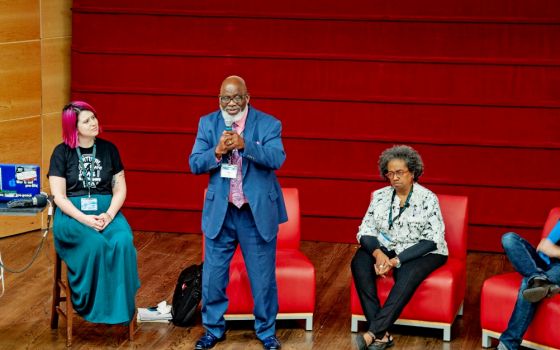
[385,170,409,179]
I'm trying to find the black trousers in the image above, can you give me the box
[351,247,447,338]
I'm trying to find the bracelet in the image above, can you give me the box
[104,212,114,221]
[394,257,402,269]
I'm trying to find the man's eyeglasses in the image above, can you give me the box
[219,95,246,104]
[385,170,409,179]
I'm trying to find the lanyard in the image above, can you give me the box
[388,184,413,230]
[76,143,96,197]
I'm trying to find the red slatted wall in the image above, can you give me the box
[71,0,560,251]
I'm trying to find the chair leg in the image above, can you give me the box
[457,301,464,316]
[50,252,62,329]
[443,326,451,341]
[305,316,313,331]
[351,316,359,332]
[128,313,136,341]
[63,264,73,347]
[53,251,136,346]
[482,330,493,348]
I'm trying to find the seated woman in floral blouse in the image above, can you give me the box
[352,145,448,350]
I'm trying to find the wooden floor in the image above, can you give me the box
[0,230,515,349]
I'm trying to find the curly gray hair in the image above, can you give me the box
[378,145,424,182]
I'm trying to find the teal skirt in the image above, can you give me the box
[53,194,140,324]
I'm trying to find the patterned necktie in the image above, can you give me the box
[229,123,245,208]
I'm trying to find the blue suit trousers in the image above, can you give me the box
[202,203,278,340]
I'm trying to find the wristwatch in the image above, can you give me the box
[394,257,401,269]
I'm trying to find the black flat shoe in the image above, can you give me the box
[355,331,376,350]
[367,334,394,350]
[355,334,368,350]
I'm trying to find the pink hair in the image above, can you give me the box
[61,101,99,148]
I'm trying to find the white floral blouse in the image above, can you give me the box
[356,183,448,256]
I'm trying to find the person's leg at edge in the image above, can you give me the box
[501,232,548,279]
[498,277,538,350]
[545,261,560,285]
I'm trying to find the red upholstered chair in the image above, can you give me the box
[202,188,315,330]
[481,207,560,350]
[350,193,468,341]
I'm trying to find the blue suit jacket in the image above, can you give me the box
[189,106,288,242]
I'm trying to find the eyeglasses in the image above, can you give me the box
[219,95,246,104]
[385,170,409,179]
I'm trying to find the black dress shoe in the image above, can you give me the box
[261,335,281,350]
[194,333,224,350]
[522,277,560,303]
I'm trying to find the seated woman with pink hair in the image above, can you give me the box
[48,101,140,324]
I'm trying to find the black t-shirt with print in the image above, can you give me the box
[47,138,124,197]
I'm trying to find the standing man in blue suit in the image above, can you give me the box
[189,76,287,350]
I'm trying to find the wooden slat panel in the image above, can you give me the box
[0,41,41,120]
[0,215,41,238]
[0,116,42,237]
[0,117,42,164]
[40,0,72,39]
[123,171,558,230]
[41,112,62,194]
[75,93,560,149]
[102,132,192,173]
[277,177,559,229]
[104,131,560,191]
[301,217,543,252]
[468,225,542,252]
[0,0,39,42]
[73,0,560,23]
[72,53,560,108]
[41,37,71,113]
[121,207,202,233]
[70,2,560,253]
[0,117,42,235]
[120,206,543,252]
[73,13,560,64]
[125,171,208,210]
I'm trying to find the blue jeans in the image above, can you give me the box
[499,232,560,350]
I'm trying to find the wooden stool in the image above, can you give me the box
[50,247,136,347]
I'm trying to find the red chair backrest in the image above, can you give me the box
[437,194,468,261]
[542,207,560,239]
[370,191,468,261]
[277,188,301,250]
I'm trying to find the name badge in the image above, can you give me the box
[220,164,238,179]
[378,231,393,247]
[81,197,98,211]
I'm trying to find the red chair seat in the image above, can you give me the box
[227,250,315,314]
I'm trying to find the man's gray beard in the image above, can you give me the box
[221,106,247,123]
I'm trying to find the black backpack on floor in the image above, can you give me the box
[171,263,203,326]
